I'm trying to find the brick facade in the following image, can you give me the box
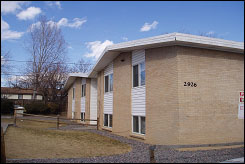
[96,46,244,145]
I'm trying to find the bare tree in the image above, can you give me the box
[69,58,92,73]
[1,49,14,86]
[1,50,12,75]
[22,16,68,104]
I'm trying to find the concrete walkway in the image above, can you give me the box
[221,157,244,163]
[1,122,13,134]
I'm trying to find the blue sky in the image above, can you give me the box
[1,1,244,86]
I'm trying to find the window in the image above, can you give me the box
[105,73,113,93]
[105,76,109,92]
[133,65,138,87]
[132,116,145,135]
[104,114,108,127]
[140,62,145,85]
[133,62,145,87]
[133,116,139,133]
[18,94,23,99]
[109,74,113,92]
[72,87,75,100]
[109,114,113,128]
[104,114,113,128]
[81,112,85,122]
[81,84,86,97]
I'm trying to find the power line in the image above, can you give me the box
[2,59,93,65]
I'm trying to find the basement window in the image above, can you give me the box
[133,61,145,87]
[132,116,145,135]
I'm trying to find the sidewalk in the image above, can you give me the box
[221,157,244,163]
[1,122,13,134]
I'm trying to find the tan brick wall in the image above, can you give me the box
[97,71,104,129]
[176,46,244,145]
[145,46,179,145]
[112,52,132,136]
[85,78,91,124]
[74,78,82,120]
[67,87,73,119]
[95,45,244,146]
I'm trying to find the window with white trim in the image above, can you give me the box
[81,112,85,122]
[104,114,113,128]
[81,84,86,97]
[133,61,145,87]
[132,116,145,135]
[105,73,113,93]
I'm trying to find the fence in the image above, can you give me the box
[13,109,99,130]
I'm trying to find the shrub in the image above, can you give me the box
[1,98,14,114]
[24,101,50,115]
[47,102,59,114]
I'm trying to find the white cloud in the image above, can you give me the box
[85,40,114,60]
[16,7,41,20]
[1,1,27,14]
[206,31,215,35]
[122,37,128,41]
[46,1,62,9]
[140,21,159,32]
[57,17,87,28]
[28,17,87,32]
[1,17,24,40]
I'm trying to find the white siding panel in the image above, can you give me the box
[132,50,146,117]
[72,84,75,119]
[36,95,43,100]
[23,95,32,100]
[6,94,18,99]
[132,50,145,65]
[104,62,113,76]
[104,92,113,114]
[81,78,86,113]
[90,78,97,125]
[81,97,85,112]
[132,86,146,116]
[104,62,113,115]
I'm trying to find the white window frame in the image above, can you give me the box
[132,115,145,135]
[132,61,145,88]
[104,73,113,93]
[103,114,113,128]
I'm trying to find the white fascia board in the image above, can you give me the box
[88,32,244,78]
[64,72,88,91]
[175,33,244,53]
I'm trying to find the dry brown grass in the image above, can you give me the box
[2,118,132,159]
[176,145,244,151]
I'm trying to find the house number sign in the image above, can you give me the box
[184,82,197,87]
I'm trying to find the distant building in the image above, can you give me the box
[1,87,43,106]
